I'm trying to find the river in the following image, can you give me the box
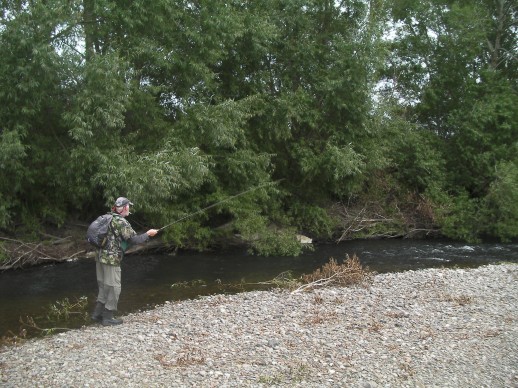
[1,238,517,338]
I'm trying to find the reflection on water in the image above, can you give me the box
[1,239,517,337]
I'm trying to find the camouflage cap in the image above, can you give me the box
[114,197,134,207]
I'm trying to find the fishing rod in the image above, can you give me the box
[158,179,284,232]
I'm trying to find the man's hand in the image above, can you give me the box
[146,229,159,237]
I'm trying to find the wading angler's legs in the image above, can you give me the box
[95,262,122,325]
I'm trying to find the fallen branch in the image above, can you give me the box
[67,250,86,259]
[19,316,73,336]
[292,254,373,294]
[38,232,72,245]
[0,235,84,271]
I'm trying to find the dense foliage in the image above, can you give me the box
[383,0,518,241]
[0,0,516,253]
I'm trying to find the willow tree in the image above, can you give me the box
[1,0,387,253]
[205,0,389,238]
[384,0,518,241]
[0,1,212,232]
[0,1,77,228]
[73,0,387,252]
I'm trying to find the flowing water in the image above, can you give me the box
[1,239,517,338]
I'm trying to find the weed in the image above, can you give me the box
[171,279,206,288]
[263,270,300,289]
[241,270,301,291]
[399,360,415,379]
[155,347,205,368]
[481,329,501,338]
[154,353,175,368]
[175,349,205,367]
[18,316,72,336]
[386,343,400,352]
[2,296,90,342]
[244,254,372,295]
[441,294,473,306]
[293,254,373,293]
[46,296,89,321]
[368,319,383,333]
[0,329,27,347]
[305,311,338,325]
[258,363,310,385]
[206,294,228,306]
[258,374,284,385]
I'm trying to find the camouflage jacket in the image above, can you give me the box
[97,212,149,266]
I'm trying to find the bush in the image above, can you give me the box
[435,191,482,242]
[480,161,518,241]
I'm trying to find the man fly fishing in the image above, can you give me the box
[91,181,280,326]
[91,197,158,326]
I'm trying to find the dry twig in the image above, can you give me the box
[292,254,373,294]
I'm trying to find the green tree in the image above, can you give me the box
[481,159,518,241]
[0,0,392,253]
[0,0,76,228]
[383,0,518,241]
[215,0,387,236]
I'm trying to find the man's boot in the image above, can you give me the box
[91,302,104,323]
[102,308,123,326]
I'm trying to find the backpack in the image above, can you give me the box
[86,214,114,248]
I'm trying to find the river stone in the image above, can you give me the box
[0,264,517,388]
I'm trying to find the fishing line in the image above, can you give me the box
[158,179,284,232]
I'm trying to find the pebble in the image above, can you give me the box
[1,264,517,387]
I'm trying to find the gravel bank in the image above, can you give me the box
[1,264,517,388]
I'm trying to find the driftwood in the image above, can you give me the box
[0,236,87,271]
[336,205,397,243]
[334,199,440,243]
[0,226,180,271]
[292,255,373,294]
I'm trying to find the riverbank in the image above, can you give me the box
[0,223,174,271]
[1,263,517,387]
